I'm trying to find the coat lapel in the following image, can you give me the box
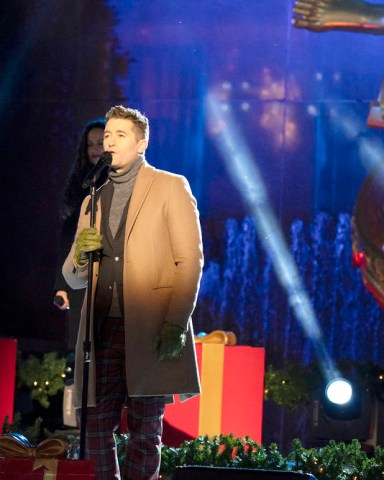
[125,161,156,241]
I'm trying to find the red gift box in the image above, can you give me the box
[0,457,95,480]
[163,341,265,446]
[0,338,17,427]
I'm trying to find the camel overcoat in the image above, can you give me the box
[62,161,203,408]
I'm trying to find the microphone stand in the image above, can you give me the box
[79,182,97,460]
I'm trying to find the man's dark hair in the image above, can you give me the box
[105,105,149,141]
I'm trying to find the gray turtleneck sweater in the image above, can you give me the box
[108,156,144,238]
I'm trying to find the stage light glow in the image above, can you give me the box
[325,378,353,405]
[255,69,300,148]
[321,377,362,421]
[259,103,298,149]
[328,102,384,173]
[258,67,285,100]
[358,136,384,172]
[206,93,337,381]
[307,105,318,116]
[328,107,363,140]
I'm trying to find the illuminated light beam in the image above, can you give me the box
[327,103,384,173]
[206,94,337,381]
[328,106,363,140]
[358,136,384,173]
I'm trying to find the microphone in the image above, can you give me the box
[54,295,64,307]
[54,295,69,310]
[82,151,112,189]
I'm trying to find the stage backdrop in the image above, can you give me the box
[1,0,384,453]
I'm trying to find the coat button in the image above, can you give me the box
[115,256,119,261]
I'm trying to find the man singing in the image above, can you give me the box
[63,105,203,480]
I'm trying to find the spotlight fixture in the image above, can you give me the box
[325,378,353,405]
[322,378,361,420]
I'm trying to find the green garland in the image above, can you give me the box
[16,352,67,408]
[147,434,384,479]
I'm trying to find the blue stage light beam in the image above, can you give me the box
[206,94,337,382]
[358,136,384,172]
[328,105,384,173]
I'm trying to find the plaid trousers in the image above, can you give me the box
[85,316,165,480]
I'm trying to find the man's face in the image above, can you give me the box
[103,117,147,173]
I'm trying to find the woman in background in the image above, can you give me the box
[53,118,107,350]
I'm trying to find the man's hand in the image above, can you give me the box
[74,227,103,266]
[154,321,187,361]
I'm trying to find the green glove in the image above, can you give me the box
[154,321,187,361]
[74,227,103,266]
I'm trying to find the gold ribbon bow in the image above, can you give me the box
[0,435,68,479]
[0,435,68,459]
[194,330,237,345]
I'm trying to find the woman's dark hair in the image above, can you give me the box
[61,118,106,221]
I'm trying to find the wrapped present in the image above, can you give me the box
[0,435,95,479]
[0,458,95,480]
[0,338,17,428]
[163,332,265,447]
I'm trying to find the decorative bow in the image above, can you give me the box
[0,434,68,458]
[0,434,68,479]
[194,330,237,345]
